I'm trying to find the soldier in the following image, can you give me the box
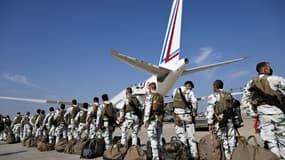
[96,94,116,149]
[172,81,198,159]
[31,109,41,136]
[119,87,142,146]
[75,102,88,139]
[241,62,285,158]
[144,82,164,160]
[2,115,12,141]
[65,99,80,141]
[206,80,237,160]
[12,112,22,142]
[0,115,4,141]
[35,110,45,139]
[87,97,99,139]
[21,112,32,140]
[55,104,67,144]
[43,107,56,144]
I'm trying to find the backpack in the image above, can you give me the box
[31,114,38,124]
[103,143,128,160]
[232,99,243,128]
[215,91,243,128]
[73,138,88,155]
[126,96,143,119]
[199,133,224,160]
[55,138,68,152]
[161,136,190,160]
[232,135,279,160]
[64,139,77,154]
[81,139,96,159]
[215,91,233,115]
[6,130,15,144]
[249,76,285,112]
[124,145,147,160]
[103,103,116,120]
[37,137,54,152]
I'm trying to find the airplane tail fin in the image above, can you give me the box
[159,0,183,68]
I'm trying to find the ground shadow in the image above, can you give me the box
[0,150,28,156]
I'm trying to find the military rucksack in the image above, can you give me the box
[232,135,279,160]
[161,136,190,160]
[71,105,81,119]
[125,96,143,119]
[103,103,115,120]
[249,75,285,112]
[232,99,243,128]
[55,110,65,126]
[215,91,233,115]
[199,133,224,160]
[31,114,38,124]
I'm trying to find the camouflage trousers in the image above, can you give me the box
[12,124,21,140]
[48,125,56,144]
[22,124,32,140]
[175,122,198,159]
[147,120,163,159]
[215,120,236,160]
[67,124,77,141]
[55,124,67,144]
[259,113,285,158]
[88,121,100,139]
[98,120,113,149]
[76,123,88,140]
[121,113,140,146]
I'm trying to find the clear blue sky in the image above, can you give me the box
[1,0,285,117]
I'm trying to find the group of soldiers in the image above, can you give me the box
[0,61,285,160]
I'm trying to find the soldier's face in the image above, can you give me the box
[263,64,271,75]
[185,84,192,90]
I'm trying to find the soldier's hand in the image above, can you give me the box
[144,122,149,129]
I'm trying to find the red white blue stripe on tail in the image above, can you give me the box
[159,0,182,67]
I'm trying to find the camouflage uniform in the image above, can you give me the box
[75,109,88,139]
[31,113,39,136]
[87,102,99,139]
[172,86,198,159]
[21,115,32,140]
[12,114,22,141]
[43,110,56,144]
[207,89,237,160]
[35,113,45,139]
[96,101,114,149]
[55,109,67,144]
[242,74,285,158]
[65,105,80,141]
[119,95,141,146]
[144,92,164,160]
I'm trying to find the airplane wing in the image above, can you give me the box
[111,49,171,78]
[0,96,85,106]
[182,57,247,76]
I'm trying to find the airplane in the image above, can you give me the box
[0,0,246,110]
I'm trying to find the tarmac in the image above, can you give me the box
[0,117,260,160]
